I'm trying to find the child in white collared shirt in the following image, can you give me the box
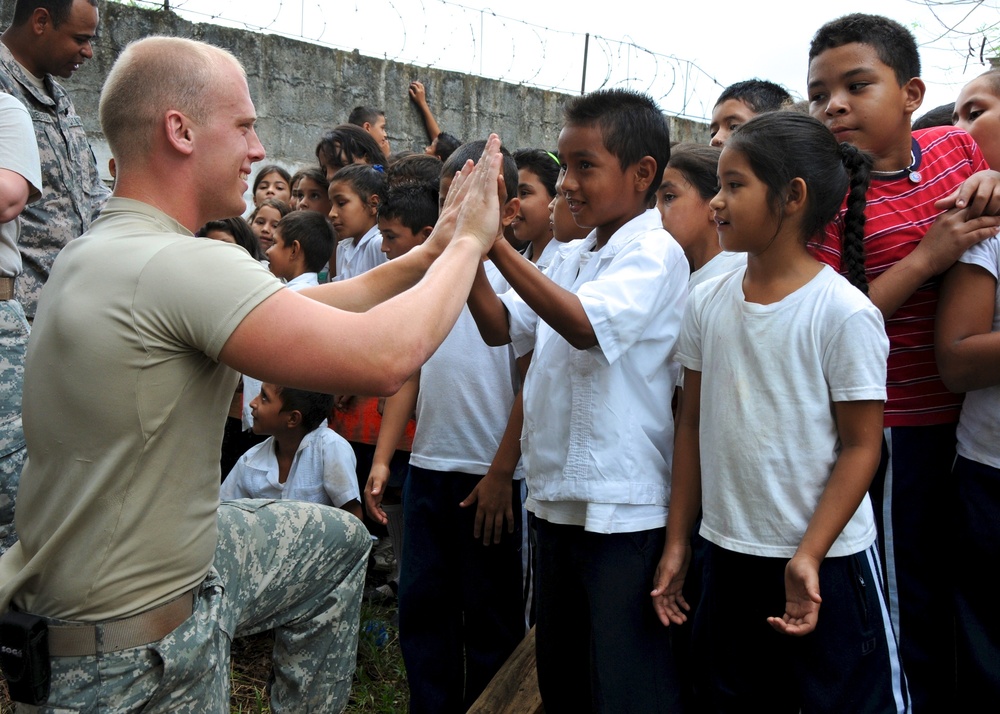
[222,383,361,520]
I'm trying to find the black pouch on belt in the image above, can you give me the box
[0,610,50,705]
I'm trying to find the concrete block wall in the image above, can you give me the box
[2,2,709,180]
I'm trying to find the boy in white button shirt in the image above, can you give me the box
[222,382,361,521]
[468,89,688,713]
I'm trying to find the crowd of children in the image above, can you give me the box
[196,12,1000,713]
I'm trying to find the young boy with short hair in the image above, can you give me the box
[467,89,688,712]
[378,183,438,261]
[221,383,362,521]
[710,78,792,147]
[366,141,526,713]
[264,210,335,289]
[806,13,1000,712]
[348,105,390,157]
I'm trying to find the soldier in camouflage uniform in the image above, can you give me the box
[0,92,41,556]
[0,34,504,713]
[0,0,109,320]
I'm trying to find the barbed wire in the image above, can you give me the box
[114,0,725,121]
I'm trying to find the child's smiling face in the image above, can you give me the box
[557,123,645,245]
[512,168,554,245]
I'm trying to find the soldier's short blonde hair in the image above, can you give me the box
[99,36,245,163]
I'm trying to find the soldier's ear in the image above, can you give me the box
[164,110,195,156]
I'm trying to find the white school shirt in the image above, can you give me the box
[677,265,888,558]
[522,239,561,273]
[499,209,688,534]
[220,422,359,508]
[688,251,746,291]
[285,271,319,290]
[410,261,524,478]
[335,224,385,280]
[955,237,1000,469]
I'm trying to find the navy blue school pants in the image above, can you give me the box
[952,454,1000,708]
[693,543,909,713]
[869,424,956,713]
[398,467,525,714]
[533,518,685,714]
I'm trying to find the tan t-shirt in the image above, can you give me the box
[0,198,283,619]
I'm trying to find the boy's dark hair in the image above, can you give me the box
[330,164,388,208]
[275,211,335,273]
[12,0,95,26]
[441,140,518,202]
[729,112,873,294]
[252,164,292,194]
[715,79,792,114]
[562,88,671,203]
[513,148,561,198]
[387,154,443,188]
[348,106,385,126]
[199,217,263,261]
[276,386,334,432]
[809,14,920,86]
[431,132,462,162]
[912,103,955,131]
[378,183,440,234]
[666,144,721,202]
[315,124,385,173]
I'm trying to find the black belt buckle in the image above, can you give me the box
[0,610,50,705]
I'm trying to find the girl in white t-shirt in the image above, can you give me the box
[652,112,909,712]
[936,233,1000,706]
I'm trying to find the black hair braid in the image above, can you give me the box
[838,143,873,294]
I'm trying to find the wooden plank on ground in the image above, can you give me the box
[467,626,544,714]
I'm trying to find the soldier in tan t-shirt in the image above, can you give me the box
[0,36,505,713]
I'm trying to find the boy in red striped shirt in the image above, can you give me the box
[806,13,1000,713]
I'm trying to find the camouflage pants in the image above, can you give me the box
[0,300,28,556]
[18,500,371,713]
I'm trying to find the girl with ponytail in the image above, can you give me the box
[652,112,910,711]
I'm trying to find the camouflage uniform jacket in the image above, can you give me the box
[0,41,109,318]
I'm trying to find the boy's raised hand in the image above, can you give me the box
[767,553,823,636]
[650,539,691,627]
[424,136,504,258]
[408,80,428,106]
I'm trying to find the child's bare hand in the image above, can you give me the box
[459,469,514,545]
[767,553,822,636]
[935,169,1000,218]
[365,464,391,526]
[912,206,1000,276]
[424,136,503,258]
[650,540,691,627]
[408,81,428,106]
[452,134,505,255]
